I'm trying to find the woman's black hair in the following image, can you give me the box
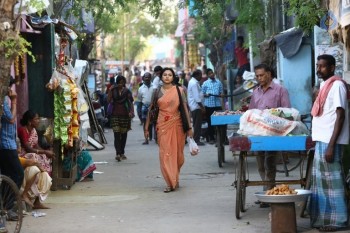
[159,67,176,82]
[115,75,126,86]
[20,110,37,126]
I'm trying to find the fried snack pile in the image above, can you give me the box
[266,184,297,195]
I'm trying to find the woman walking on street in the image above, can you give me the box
[145,68,193,192]
[107,75,134,162]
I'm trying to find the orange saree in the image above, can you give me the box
[156,86,186,189]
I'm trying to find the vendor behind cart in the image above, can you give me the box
[248,63,291,207]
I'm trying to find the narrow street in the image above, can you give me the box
[21,119,348,233]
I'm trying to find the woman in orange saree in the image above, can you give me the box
[145,68,193,192]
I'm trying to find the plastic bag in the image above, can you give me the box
[188,137,199,156]
[238,109,297,136]
[238,109,309,136]
[107,102,113,116]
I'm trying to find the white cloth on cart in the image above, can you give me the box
[238,108,309,136]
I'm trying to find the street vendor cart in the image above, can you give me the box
[211,113,241,167]
[229,135,315,219]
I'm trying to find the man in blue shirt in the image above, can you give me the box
[202,69,224,144]
[0,79,23,187]
[0,78,24,222]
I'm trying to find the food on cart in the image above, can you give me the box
[269,108,293,120]
[269,108,282,116]
[212,110,243,116]
[266,184,297,195]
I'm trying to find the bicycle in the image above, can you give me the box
[0,174,23,233]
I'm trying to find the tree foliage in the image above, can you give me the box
[50,0,164,59]
[235,0,264,33]
[182,0,231,68]
[284,0,326,35]
[104,2,177,63]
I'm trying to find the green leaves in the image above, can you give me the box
[0,36,36,62]
[186,0,230,44]
[285,0,326,35]
[235,0,264,32]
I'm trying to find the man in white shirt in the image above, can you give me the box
[138,72,154,144]
[152,66,163,89]
[187,69,205,145]
[309,54,349,231]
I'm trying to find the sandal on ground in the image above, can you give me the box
[318,226,338,232]
[163,187,174,193]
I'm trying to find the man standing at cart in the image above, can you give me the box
[309,54,349,232]
[248,64,290,208]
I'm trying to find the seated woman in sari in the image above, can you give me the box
[63,149,96,182]
[18,110,55,176]
[19,157,52,209]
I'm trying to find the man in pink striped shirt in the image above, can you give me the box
[249,64,291,207]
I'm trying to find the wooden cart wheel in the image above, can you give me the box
[235,152,246,219]
[300,149,314,217]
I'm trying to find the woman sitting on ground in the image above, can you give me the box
[18,110,55,176]
[19,157,52,209]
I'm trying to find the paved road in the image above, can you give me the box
[22,119,349,233]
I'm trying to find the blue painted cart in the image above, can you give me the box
[211,114,241,167]
[229,135,315,219]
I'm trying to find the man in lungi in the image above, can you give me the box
[310,54,349,232]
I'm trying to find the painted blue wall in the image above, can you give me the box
[278,44,313,115]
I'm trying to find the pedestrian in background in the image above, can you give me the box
[144,68,193,193]
[248,63,290,207]
[202,68,224,144]
[234,36,250,83]
[152,65,163,89]
[107,75,134,162]
[178,70,188,88]
[188,69,205,146]
[309,54,349,232]
[138,72,154,145]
